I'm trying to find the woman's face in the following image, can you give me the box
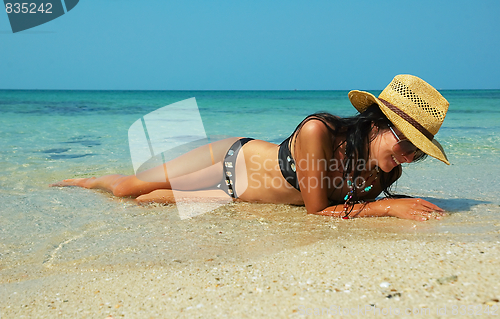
[369,125,416,172]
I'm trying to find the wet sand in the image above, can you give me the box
[2,201,500,318]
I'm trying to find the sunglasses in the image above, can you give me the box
[388,125,425,162]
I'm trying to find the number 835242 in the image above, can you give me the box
[5,3,53,14]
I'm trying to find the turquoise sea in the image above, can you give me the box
[1,90,500,283]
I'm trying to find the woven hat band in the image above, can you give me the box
[378,98,435,141]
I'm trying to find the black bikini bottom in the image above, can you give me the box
[217,138,254,198]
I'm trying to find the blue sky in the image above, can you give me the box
[1,0,499,90]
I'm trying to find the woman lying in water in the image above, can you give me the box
[51,75,449,221]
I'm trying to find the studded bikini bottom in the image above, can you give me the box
[217,138,254,198]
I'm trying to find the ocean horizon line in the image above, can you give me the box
[1,88,499,92]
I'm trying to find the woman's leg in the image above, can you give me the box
[49,174,168,197]
[135,189,231,204]
[50,137,239,197]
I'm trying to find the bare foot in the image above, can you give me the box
[49,177,96,188]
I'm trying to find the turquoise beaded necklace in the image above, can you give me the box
[341,166,379,219]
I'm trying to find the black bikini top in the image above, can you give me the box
[278,136,300,190]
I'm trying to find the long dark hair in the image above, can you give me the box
[290,104,401,202]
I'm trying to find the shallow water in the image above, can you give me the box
[1,89,499,284]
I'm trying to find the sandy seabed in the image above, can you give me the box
[2,202,500,318]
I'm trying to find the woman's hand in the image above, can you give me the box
[381,198,446,221]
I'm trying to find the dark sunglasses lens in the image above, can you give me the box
[394,140,417,156]
[413,150,425,161]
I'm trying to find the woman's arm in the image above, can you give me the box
[292,120,445,221]
[292,119,334,214]
[313,198,445,221]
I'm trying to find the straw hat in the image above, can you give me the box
[348,74,450,165]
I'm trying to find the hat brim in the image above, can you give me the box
[348,90,450,165]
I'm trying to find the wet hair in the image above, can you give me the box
[290,104,414,202]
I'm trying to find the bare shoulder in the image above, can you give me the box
[295,119,332,143]
[292,118,337,159]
